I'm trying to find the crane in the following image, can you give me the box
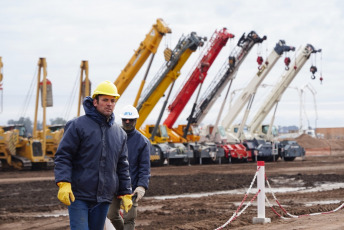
[221,40,295,161]
[186,31,266,163]
[161,28,234,164]
[241,45,321,161]
[136,32,206,165]
[114,18,171,98]
[300,83,318,136]
[1,58,54,170]
[164,28,234,129]
[248,45,321,138]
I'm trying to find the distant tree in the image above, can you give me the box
[7,117,33,134]
[50,117,67,125]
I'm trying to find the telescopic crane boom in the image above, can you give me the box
[221,40,295,131]
[135,32,206,165]
[114,18,171,97]
[136,32,206,128]
[190,31,266,126]
[163,28,234,129]
[248,44,321,138]
[220,40,295,161]
[243,44,321,161]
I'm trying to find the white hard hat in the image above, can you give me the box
[119,105,139,119]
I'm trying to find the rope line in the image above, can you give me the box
[214,167,261,230]
[265,175,344,219]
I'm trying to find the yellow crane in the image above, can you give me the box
[114,18,171,100]
[136,32,206,165]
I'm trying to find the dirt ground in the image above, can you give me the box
[0,151,343,230]
[1,134,344,230]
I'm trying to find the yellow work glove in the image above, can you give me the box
[57,182,75,206]
[118,194,133,213]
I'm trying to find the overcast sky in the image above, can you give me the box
[1,0,343,130]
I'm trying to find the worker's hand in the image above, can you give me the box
[133,186,145,202]
[118,194,133,213]
[57,182,75,206]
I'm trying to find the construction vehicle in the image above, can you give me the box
[221,40,296,161]
[187,31,266,163]
[0,58,53,170]
[37,60,92,158]
[136,32,206,165]
[114,18,171,99]
[112,19,171,165]
[0,126,19,170]
[12,58,55,170]
[162,28,234,164]
[244,44,321,161]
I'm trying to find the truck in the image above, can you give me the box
[187,31,266,163]
[163,28,234,164]
[136,32,206,165]
[245,44,321,161]
[221,40,296,161]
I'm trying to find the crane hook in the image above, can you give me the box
[310,65,317,80]
[257,56,263,69]
[320,75,323,84]
[284,57,291,70]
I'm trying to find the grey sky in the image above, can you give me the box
[1,0,343,129]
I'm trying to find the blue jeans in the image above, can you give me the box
[68,199,110,230]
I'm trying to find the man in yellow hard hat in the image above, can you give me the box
[54,80,133,230]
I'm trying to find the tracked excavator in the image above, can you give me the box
[136,32,206,165]
[162,28,234,164]
[221,40,295,161]
[240,44,322,161]
[186,31,266,163]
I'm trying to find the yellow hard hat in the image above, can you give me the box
[92,80,120,99]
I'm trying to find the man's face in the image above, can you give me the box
[93,95,117,118]
[122,118,137,132]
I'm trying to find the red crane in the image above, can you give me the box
[163,28,234,129]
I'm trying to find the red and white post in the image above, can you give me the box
[253,161,271,224]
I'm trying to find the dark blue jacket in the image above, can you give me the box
[126,129,151,190]
[54,97,132,203]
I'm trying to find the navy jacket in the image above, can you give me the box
[126,129,151,190]
[54,97,131,203]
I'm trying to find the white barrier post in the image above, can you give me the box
[253,161,271,224]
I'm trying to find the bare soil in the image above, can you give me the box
[1,151,344,229]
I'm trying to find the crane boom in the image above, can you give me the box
[221,40,295,130]
[191,31,266,125]
[136,32,206,128]
[249,44,321,135]
[114,18,171,96]
[163,28,234,128]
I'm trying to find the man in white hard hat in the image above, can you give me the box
[107,104,151,230]
[54,81,132,230]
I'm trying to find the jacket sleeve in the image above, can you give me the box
[54,120,80,184]
[117,135,132,196]
[137,137,151,190]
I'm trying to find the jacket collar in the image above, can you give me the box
[83,96,114,126]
